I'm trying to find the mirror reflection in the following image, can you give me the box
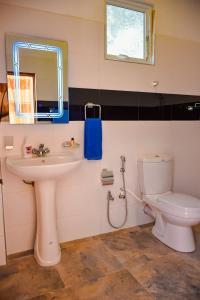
[0,83,9,122]
[5,33,69,124]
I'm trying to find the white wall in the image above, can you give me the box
[0,163,6,265]
[0,1,200,254]
[2,120,200,255]
[1,1,200,94]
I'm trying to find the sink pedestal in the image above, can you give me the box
[6,154,82,267]
[34,180,61,266]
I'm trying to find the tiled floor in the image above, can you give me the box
[1,224,200,300]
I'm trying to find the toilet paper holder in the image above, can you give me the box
[101,168,114,186]
[4,136,14,150]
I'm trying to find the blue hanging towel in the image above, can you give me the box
[84,118,102,160]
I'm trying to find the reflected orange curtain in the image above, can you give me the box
[7,74,35,124]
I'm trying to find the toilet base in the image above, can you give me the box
[152,221,195,252]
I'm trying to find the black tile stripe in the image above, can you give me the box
[69,88,200,121]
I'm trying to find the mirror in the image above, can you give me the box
[5,33,69,124]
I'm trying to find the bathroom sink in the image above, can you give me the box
[6,154,82,181]
[6,154,82,267]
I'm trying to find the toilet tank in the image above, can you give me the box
[138,154,173,195]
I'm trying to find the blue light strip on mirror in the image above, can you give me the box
[12,41,64,119]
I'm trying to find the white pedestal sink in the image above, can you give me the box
[6,154,82,266]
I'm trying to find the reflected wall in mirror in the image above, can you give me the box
[5,33,69,124]
[0,83,9,122]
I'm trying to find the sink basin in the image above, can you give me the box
[6,154,82,267]
[6,155,81,181]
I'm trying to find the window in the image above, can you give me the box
[106,0,155,64]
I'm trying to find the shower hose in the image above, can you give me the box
[107,155,128,229]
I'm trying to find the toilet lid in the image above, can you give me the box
[157,193,200,218]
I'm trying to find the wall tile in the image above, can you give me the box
[6,223,35,255]
[69,88,200,121]
[164,94,200,120]
[138,93,161,120]
[0,237,6,265]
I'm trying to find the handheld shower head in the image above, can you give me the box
[120,155,126,163]
[120,155,126,172]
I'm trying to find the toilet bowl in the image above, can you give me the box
[138,155,200,252]
[144,192,200,252]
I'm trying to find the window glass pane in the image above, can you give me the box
[107,4,145,60]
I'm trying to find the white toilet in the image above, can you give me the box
[138,154,200,252]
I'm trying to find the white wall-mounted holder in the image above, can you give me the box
[152,81,159,87]
[4,136,14,150]
[63,138,80,148]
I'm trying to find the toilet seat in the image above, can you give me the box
[157,193,200,219]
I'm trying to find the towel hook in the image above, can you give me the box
[84,102,101,120]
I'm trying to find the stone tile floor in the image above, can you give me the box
[1,224,200,299]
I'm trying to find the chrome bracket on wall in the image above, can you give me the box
[84,102,101,119]
[187,103,200,111]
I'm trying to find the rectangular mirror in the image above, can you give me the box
[5,33,69,124]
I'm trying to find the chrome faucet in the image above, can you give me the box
[32,144,50,157]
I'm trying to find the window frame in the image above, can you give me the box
[105,0,155,65]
